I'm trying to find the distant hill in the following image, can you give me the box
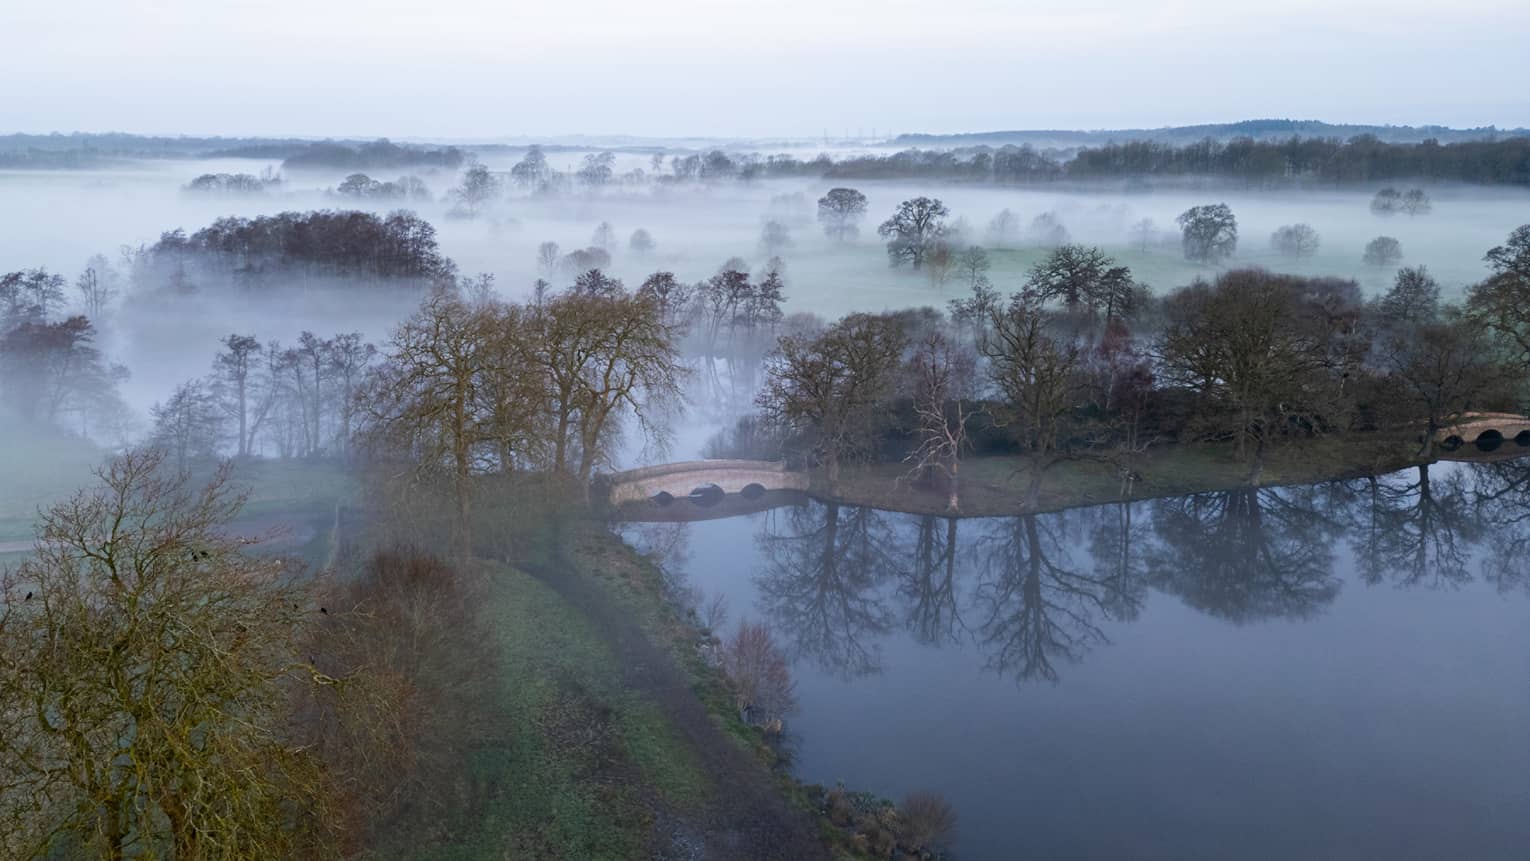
[0,132,362,157]
[892,119,1530,148]
[0,133,466,170]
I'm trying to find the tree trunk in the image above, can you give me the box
[947,459,961,511]
[553,409,571,474]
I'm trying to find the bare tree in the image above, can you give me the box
[1026,244,1137,322]
[0,451,327,859]
[757,312,907,486]
[987,209,1022,247]
[877,197,949,269]
[1156,270,1354,462]
[816,187,868,241]
[361,290,498,559]
[982,295,1082,500]
[1370,187,1402,215]
[924,240,956,289]
[75,254,120,319]
[1028,211,1071,247]
[1467,225,1530,368]
[1176,203,1238,264]
[1375,320,1509,456]
[576,152,616,187]
[529,289,684,483]
[629,228,655,254]
[327,332,377,458]
[956,246,991,291]
[449,164,501,216]
[759,219,792,257]
[213,334,262,456]
[948,279,1001,346]
[721,621,798,730]
[591,221,617,252]
[1270,223,1321,259]
[1,268,67,326]
[535,241,561,278]
[903,331,979,510]
[150,379,224,471]
[510,144,551,191]
[1377,266,1440,325]
[1363,235,1403,268]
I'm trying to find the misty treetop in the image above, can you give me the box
[184,170,282,195]
[644,135,1529,188]
[140,209,457,289]
[334,172,432,202]
[280,138,465,171]
[1176,204,1238,264]
[879,197,951,269]
[0,267,129,439]
[817,188,869,241]
[1064,135,1530,187]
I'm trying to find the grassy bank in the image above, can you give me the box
[817,434,1428,517]
[564,521,954,861]
[377,560,710,859]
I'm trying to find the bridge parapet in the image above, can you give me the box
[600,460,808,505]
[1436,412,1530,450]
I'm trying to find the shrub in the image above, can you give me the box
[294,549,495,850]
[899,791,958,851]
[721,620,798,727]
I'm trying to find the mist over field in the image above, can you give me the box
[4,148,1525,428]
[3,1,1530,858]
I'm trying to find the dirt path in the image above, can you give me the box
[522,541,830,861]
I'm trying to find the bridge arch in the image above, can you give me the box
[601,460,810,506]
[1436,413,1530,453]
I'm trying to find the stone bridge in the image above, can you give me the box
[599,459,809,506]
[1436,412,1530,452]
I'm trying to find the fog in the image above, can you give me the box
[3,150,1526,440]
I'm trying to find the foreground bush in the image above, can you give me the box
[0,450,329,859]
[722,620,798,731]
[294,548,496,851]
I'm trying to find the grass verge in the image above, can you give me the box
[819,434,1427,517]
[378,561,707,860]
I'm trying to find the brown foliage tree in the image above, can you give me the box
[0,450,328,859]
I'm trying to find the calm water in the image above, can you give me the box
[620,460,1530,860]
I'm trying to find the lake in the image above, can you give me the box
[620,460,1530,859]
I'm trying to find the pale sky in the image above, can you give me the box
[4,0,1527,139]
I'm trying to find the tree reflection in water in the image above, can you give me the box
[755,502,897,678]
[1085,501,1150,623]
[731,460,1530,685]
[1340,464,1480,588]
[1466,458,1530,594]
[1146,487,1341,623]
[898,515,966,645]
[973,513,1130,684]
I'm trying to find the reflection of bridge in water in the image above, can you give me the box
[613,489,810,522]
[1437,412,1530,455]
[599,460,810,508]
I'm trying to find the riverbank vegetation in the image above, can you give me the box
[723,223,1530,512]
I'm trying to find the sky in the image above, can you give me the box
[4,0,1528,140]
